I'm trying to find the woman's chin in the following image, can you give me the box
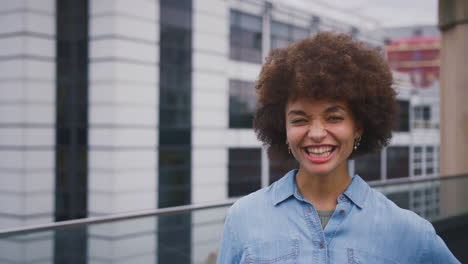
[299,165,335,178]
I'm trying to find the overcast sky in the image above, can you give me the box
[276,0,438,29]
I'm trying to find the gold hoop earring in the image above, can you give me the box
[354,136,361,150]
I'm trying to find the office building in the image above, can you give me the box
[0,0,440,263]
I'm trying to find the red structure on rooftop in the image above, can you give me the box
[385,35,440,88]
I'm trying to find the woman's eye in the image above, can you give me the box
[327,116,344,122]
[291,119,306,124]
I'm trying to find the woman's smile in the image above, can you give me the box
[303,145,336,163]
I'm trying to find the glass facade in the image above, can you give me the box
[271,20,309,49]
[268,151,298,184]
[414,146,423,176]
[229,10,262,63]
[412,185,440,219]
[395,100,410,132]
[55,0,89,223]
[158,0,192,208]
[229,79,256,128]
[158,1,193,263]
[354,152,381,181]
[55,0,89,262]
[386,191,410,209]
[414,105,431,120]
[387,146,410,179]
[228,148,261,197]
[426,146,434,175]
[414,105,432,128]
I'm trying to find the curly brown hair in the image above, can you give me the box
[253,32,398,161]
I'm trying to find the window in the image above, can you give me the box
[412,185,440,219]
[229,79,256,128]
[354,152,381,181]
[271,20,308,49]
[268,151,298,184]
[426,146,434,175]
[159,3,193,208]
[395,100,410,132]
[55,0,89,261]
[56,0,89,222]
[413,105,431,128]
[158,1,193,263]
[228,148,261,197]
[413,146,423,176]
[386,191,410,209]
[387,146,410,179]
[230,10,262,63]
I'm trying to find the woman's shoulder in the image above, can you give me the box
[367,187,433,232]
[367,189,460,262]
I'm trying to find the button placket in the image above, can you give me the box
[303,203,327,252]
[324,200,351,246]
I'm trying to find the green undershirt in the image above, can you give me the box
[317,210,335,229]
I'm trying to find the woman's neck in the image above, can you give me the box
[295,165,352,211]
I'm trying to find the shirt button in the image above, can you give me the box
[319,242,324,248]
[339,195,345,200]
[339,209,345,215]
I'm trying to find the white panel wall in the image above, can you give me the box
[192,0,230,205]
[191,1,230,263]
[88,0,159,263]
[0,0,55,263]
[191,0,267,262]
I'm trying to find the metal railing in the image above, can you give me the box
[0,198,237,238]
[1,174,467,237]
[0,174,467,264]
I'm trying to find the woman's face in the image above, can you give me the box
[285,98,362,178]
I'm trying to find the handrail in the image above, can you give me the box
[0,198,237,237]
[1,174,467,237]
[368,173,468,188]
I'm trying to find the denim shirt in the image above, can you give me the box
[217,170,459,263]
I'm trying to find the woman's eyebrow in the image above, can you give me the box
[287,110,307,116]
[324,105,346,113]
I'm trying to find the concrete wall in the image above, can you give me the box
[0,0,55,262]
[87,0,159,263]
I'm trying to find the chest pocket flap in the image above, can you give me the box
[346,248,399,264]
[242,239,299,264]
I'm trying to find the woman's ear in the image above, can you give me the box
[354,122,364,139]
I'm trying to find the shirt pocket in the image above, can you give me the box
[346,248,399,264]
[242,239,299,264]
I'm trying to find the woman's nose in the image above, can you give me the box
[307,121,327,142]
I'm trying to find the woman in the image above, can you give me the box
[217,33,459,263]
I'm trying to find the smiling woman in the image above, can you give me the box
[217,32,459,263]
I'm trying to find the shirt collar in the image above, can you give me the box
[272,169,297,206]
[342,174,369,209]
[272,170,370,209]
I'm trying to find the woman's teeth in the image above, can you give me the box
[306,146,334,157]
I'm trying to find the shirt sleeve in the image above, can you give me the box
[217,207,242,264]
[421,223,460,264]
